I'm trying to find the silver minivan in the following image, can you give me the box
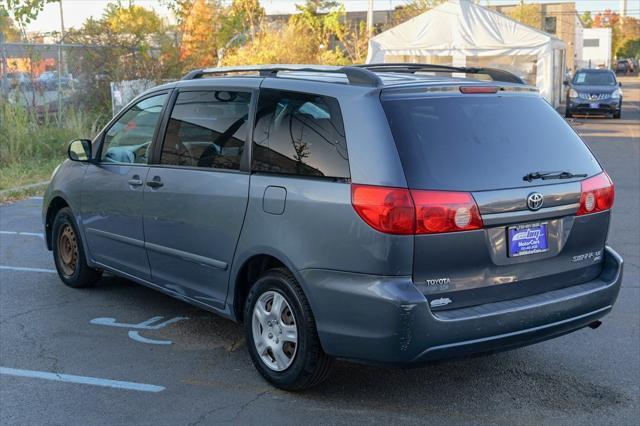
[44,64,623,390]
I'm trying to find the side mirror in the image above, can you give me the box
[68,139,92,162]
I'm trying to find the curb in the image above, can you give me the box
[0,180,50,196]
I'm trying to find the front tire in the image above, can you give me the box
[565,108,573,118]
[52,207,102,288]
[244,268,331,390]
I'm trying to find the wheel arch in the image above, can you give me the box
[229,248,308,323]
[45,195,71,250]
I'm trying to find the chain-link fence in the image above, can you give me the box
[0,40,173,122]
[1,42,106,118]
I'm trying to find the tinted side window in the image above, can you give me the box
[101,93,167,164]
[160,90,251,170]
[252,89,349,179]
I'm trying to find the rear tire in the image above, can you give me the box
[613,109,621,119]
[244,268,332,390]
[52,207,102,288]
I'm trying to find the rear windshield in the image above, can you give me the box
[572,71,616,86]
[382,94,601,191]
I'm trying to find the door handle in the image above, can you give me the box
[146,176,163,189]
[128,176,143,187]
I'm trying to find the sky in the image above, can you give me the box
[22,0,639,34]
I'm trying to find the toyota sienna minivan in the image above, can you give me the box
[43,64,623,390]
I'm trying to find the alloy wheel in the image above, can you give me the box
[251,290,298,371]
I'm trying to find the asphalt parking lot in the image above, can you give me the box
[1,77,638,426]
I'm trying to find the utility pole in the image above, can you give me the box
[0,32,7,97]
[57,0,65,124]
[620,0,628,17]
[367,0,374,37]
[59,0,66,72]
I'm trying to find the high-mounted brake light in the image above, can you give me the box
[577,172,614,216]
[351,185,483,235]
[459,86,499,94]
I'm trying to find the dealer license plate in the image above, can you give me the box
[508,222,549,257]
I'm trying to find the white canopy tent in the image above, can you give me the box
[367,0,566,107]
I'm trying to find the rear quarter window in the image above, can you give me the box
[381,93,601,191]
[252,89,350,179]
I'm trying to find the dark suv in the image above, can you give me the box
[43,64,623,390]
[565,68,623,118]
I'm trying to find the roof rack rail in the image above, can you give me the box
[355,63,525,85]
[181,65,383,87]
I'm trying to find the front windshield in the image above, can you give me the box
[573,71,616,86]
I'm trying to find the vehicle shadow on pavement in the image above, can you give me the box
[90,274,247,351]
[90,275,631,421]
[302,352,630,420]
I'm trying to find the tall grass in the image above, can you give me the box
[0,102,106,190]
[0,102,105,165]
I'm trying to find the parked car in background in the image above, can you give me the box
[37,71,73,90]
[43,64,623,390]
[4,72,32,89]
[565,68,623,118]
[615,60,628,74]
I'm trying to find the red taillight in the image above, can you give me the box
[351,185,483,235]
[459,86,499,94]
[411,190,483,234]
[577,172,614,216]
[351,185,415,235]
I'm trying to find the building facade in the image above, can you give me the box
[492,2,583,72]
[580,28,612,69]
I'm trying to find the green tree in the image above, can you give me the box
[580,11,593,28]
[177,0,221,69]
[167,0,267,70]
[216,0,265,64]
[617,16,640,59]
[223,0,264,41]
[1,5,22,41]
[334,19,369,63]
[388,0,445,27]
[221,22,317,66]
[291,0,340,48]
[4,0,57,25]
[64,3,179,112]
[222,0,364,66]
[616,38,640,59]
[504,2,541,29]
[593,10,627,61]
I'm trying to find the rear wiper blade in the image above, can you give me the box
[523,171,588,182]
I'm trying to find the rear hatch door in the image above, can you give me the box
[381,86,609,311]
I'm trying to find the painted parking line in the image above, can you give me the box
[0,367,165,393]
[0,266,56,273]
[0,231,44,239]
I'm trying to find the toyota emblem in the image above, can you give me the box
[527,193,544,211]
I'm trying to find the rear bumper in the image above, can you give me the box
[300,246,623,366]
